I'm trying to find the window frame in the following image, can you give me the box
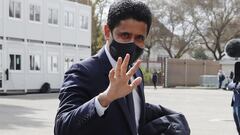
[48,8,59,26]
[9,0,22,20]
[29,54,41,72]
[29,4,41,23]
[48,55,59,73]
[9,54,22,71]
[64,10,74,28]
[79,14,89,30]
[64,56,74,72]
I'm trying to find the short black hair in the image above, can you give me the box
[107,0,152,34]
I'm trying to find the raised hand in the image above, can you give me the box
[98,54,142,107]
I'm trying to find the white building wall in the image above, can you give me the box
[26,0,44,40]
[0,40,3,90]
[0,0,3,36]
[25,43,44,90]
[220,58,236,77]
[79,47,91,59]
[2,0,92,46]
[4,41,26,90]
[44,0,61,42]
[45,45,62,89]
[0,0,91,93]
[61,1,77,44]
[77,4,91,46]
[4,0,25,39]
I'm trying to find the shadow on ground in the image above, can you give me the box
[0,104,47,129]
[0,93,59,100]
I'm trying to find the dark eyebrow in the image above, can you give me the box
[120,32,131,35]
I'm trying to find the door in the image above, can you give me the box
[0,46,3,89]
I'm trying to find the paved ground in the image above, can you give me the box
[0,87,238,135]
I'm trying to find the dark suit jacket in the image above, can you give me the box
[228,82,240,107]
[54,47,190,135]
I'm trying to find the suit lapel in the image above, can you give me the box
[97,47,137,135]
[117,98,137,135]
[116,69,145,135]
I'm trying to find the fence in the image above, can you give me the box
[164,59,220,87]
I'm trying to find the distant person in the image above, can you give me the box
[230,71,234,80]
[218,70,225,89]
[152,72,158,89]
[223,76,231,90]
[223,71,234,90]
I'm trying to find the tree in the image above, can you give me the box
[184,0,240,60]
[191,47,209,60]
[148,0,197,59]
[91,0,110,55]
[69,0,91,5]
[144,17,164,72]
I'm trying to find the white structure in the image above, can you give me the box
[0,0,91,93]
[220,56,237,77]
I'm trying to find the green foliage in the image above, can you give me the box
[91,0,107,55]
[140,68,152,85]
[192,48,209,60]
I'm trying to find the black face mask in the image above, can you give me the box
[109,39,144,65]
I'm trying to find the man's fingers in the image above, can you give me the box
[115,57,122,78]
[109,68,115,80]
[130,77,142,89]
[121,54,130,76]
[126,60,142,79]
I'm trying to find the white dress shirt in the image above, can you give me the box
[94,45,141,132]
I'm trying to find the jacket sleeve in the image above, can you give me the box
[140,103,191,135]
[54,64,100,135]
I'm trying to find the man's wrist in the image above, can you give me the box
[98,92,113,107]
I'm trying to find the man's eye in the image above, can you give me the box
[136,36,145,42]
[121,33,130,39]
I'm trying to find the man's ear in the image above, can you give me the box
[104,24,111,41]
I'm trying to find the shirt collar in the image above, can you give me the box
[104,45,117,68]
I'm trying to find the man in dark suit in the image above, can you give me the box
[229,82,240,134]
[54,0,190,135]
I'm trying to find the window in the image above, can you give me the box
[0,51,2,71]
[64,57,74,72]
[0,51,2,88]
[80,15,88,29]
[30,4,40,22]
[30,55,40,71]
[9,0,21,19]
[9,54,21,70]
[64,11,74,27]
[48,55,58,73]
[48,8,58,25]
[0,72,2,88]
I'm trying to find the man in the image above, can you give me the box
[54,0,190,135]
[228,63,240,134]
[152,72,158,89]
[230,71,234,80]
[218,70,225,89]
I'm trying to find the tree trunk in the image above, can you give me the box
[146,49,151,72]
